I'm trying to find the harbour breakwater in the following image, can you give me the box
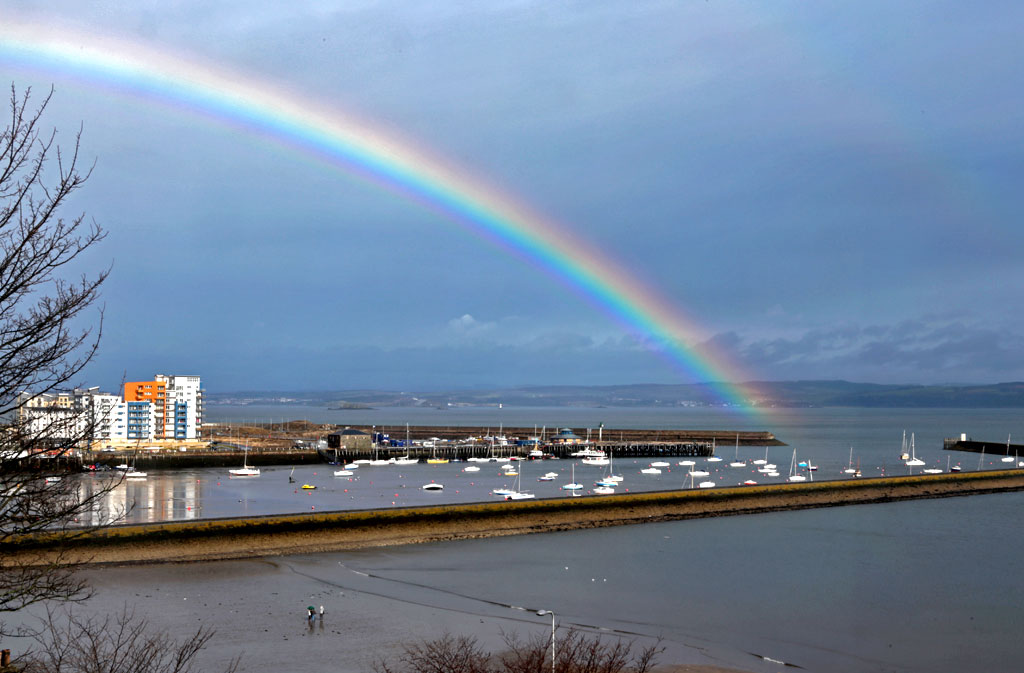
[10,469,1024,566]
[77,427,784,470]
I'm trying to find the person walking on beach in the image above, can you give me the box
[307,606,316,623]
[318,605,325,620]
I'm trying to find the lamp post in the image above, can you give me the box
[536,609,555,673]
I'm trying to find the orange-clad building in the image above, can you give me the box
[124,380,168,438]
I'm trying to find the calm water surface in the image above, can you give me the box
[31,407,1024,672]
[84,406,1023,525]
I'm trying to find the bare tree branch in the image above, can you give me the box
[0,83,111,636]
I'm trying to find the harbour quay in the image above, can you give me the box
[322,425,785,462]
[67,424,785,470]
[944,433,1024,456]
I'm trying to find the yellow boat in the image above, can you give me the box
[426,458,449,464]
[301,484,316,489]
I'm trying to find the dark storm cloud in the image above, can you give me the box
[7,1,1024,389]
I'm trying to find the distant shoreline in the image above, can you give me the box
[14,469,1024,567]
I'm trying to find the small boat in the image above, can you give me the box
[353,459,372,465]
[562,464,584,490]
[581,457,609,466]
[706,438,722,462]
[843,447,858,475]
[492,488,515,496]
[503,467,535,500]
[344,463,358,469]
[395,456,419,465]
[301,484,316,489]
[787,449,806,482]
[729,434,746,467]
[595,479,617,487]
[124,451,146,479]
[427,458,449,464]
[698,481,716,488]
[593,485,615,495]
[688,469,710,478]
[905,433,925,467]
[463,465,481,472]
[677,459,695,467]
[1001,434,1015,463]
[333,470,353,477]
[922,468,943,474]
[742,479,758,486]
[539,471,559,481]
[650,461,670,468]
[421,483,444,491]
[570,448,606,458]
[229,445,260,477]
[640,467,662,475]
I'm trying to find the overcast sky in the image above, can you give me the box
[4,1,1024,391]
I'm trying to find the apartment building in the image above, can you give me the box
[18,374,203,443]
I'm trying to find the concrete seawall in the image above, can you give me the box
[11,469,1024,566]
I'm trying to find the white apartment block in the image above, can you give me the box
[17,374,203,444]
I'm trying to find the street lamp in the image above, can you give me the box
[536,609,555,673]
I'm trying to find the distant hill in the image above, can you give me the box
[208,381,1024,408]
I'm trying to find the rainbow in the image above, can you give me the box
[0,21,760,408]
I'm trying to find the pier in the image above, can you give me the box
[63,425,784,470]
[944,435,1024,457]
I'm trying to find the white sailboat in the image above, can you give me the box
[843,447,857,475]
[706,438,723,462]
[728,434,746,468]
[787,449,806,482]
[905,433,925,467]
[561,463,583,491]
[1001,434,1015,463]
[753,446,768,466]
[229,445,260,477]
[504,462,535,500]
[125,461,147,479]
[605,452,623,483]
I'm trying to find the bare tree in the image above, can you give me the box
[0,83,114,635]
[16,605,240,673]
[374,629,663,673]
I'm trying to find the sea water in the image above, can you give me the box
[83,406,1022,525]
[18,407,1024,672]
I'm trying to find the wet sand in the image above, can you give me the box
[56,552,758,673]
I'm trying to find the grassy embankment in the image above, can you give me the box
[8,469,1024,566]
